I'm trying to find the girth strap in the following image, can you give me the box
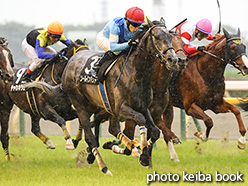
[26,89,42,117]
[98,81,113,114]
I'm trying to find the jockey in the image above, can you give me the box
[175,19,214,55]
[22,21,71,80]
[95,6,145,66]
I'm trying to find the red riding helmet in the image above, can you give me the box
[125,7,145,24]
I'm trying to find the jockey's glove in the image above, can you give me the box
[197,46,206,51]
[128,39,139,46]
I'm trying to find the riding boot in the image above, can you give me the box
[92,51,116,79]
[95,50,116,68]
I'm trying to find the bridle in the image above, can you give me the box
[139,24,175,65]
[203,37,246,66]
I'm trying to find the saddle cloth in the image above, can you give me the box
[79,53,118,85]
[10,68,29,92]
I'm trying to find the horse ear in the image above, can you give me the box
[237,28,241,37]
[83,38,89,46]
[223,28,231,40]
[160,17,166,25]
[147,18,153,27]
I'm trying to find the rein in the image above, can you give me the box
[73,45,88,55]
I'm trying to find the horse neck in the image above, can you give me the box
[130,46,155,79]
[196,38,227,82]
[43,59,68,84]
[152,59,172,90]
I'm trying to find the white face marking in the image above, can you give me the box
[242,55,248,68]
[3,49,14,74]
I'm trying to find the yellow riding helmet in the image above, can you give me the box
[48,21,64,35]
[143,15,151,25]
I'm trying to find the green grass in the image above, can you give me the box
[0,135,247,186]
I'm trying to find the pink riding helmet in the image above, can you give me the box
[196,19,212,34]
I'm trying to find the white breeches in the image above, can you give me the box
[96,31,110,52]
[22,38,56,72]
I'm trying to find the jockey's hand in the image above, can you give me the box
[128,39,139,46]
[197,46,206,51]
[54,53,62,60]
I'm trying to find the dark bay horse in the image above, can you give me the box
[60,19,178,175]
[97,30,187,163]
[163,28,248,153]
[0,38,15,161]
[7,39,89,150]
[84,21,187,166]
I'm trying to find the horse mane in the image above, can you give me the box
[206,34,225,50]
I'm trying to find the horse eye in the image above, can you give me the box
[230,44,237,51]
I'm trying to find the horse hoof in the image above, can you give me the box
[131,147,141,158]
[87,153,95,164]
[66,138,75,150]
[171,156,180,162]
[46,139,55,149]
[5,155,10,161]
[72,139,79,149]
[105,170,113,176]
[237,137,246,150]
[139,147,149,167]
[172,138,182,145]
[102,167,113,176]
[102,140,118,150]
[194,132,207,141]
[123,147,132,156]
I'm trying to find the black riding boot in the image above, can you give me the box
[95,50,116,67]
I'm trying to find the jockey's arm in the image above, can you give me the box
[35,39,55,59]
[60,35,72,46]
[181,32,197,54]
[109,33,128,52]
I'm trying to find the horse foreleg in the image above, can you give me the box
[143,109,160,167]
[76,107,112,175]
[0,112,10,161]
[186,103,213,140]
[72,126,83,149]
[215,100,246,149]
[30,116,55,149]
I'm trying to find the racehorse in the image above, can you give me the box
[7,39,89,150]
[95,28,187,164]
[60,18,178,175]
[0,38,15,161]
[163,28,248,153]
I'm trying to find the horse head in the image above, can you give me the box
[139,18,178,70]
[0,38,14,81]
[169,31,187,70]
[223,28,248,75]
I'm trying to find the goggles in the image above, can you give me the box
[50,34,61,39]
[197,31,208,38]
[129,21,142,28]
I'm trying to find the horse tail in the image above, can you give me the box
[237,100,248,111]
[22,81,61,97]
